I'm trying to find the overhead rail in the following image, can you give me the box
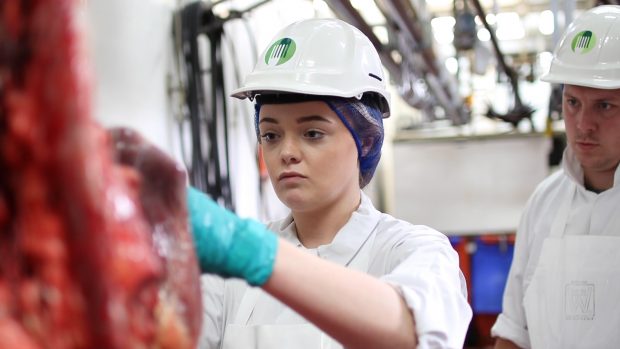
[325,0,471,126]
[470,0,535,129]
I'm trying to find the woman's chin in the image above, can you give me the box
[278,192,310,212]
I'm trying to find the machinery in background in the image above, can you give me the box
[326,0,472,127]
[172,0,269,210]
[469,0,536,130]
[173,1,234,209]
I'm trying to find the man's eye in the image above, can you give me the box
[566,98,578,106]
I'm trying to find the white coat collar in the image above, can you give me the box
[275,191,381,266]
[562,146,620,190]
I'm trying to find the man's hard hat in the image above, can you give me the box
[541,5,620,89]
[231,18,391,117]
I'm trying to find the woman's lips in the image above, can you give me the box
[278,172,306,183]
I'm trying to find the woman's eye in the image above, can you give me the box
[260,132,278,142]
[305,130,324,139]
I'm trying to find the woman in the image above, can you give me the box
[188,18,472,349]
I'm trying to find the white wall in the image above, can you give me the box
[84,0,330,221]
[87,0,177,157]
[391,134,552,235]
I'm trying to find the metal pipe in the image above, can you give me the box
[377,0,469,124]
[470,0,522,106]
[324,0,401,82]
[326,0,470,125]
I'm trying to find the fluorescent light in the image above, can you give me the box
[487,14,496,25]
[496,12,524,40]
[431,16,455,45]
[538,51,553,74]
[373,26,389,45]
[445,56,459,74]
[351,0,386,25]
[431,15,456,29]
[539,10,554,35]
[313,0,330,13]
[477,28,491,42]
[391,50,403,64]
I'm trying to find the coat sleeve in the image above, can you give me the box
[380,228,473,349]
[490,197,536,348]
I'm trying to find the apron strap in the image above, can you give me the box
[232,287,261,325]
[600,189,620,236]
[344,220,379,271]
[549,181,577,238]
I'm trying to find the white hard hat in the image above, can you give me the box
[541,5,620,89]
[231,18,391,117]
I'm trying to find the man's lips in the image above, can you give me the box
[575,140,599,150]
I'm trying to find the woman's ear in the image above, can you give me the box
[361,137,374,157]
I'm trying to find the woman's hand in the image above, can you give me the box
[186,187,278,286]
[108,127,278,286]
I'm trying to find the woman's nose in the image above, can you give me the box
[280,138,300,164]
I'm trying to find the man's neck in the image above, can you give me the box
[583,168,616,193]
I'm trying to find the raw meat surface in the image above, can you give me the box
[0,1,202,348]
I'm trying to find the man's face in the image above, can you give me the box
[562,85,620,181]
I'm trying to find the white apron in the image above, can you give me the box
[523,182,620,349]
[221,222,379,349]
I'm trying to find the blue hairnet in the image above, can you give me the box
[254,94,384,188]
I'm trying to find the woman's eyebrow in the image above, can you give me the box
[258,117,278,125]
[297,115,333,124]
[258,115,334,125]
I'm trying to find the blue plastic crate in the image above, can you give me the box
[448,236,463,246]
[471,238,514,314]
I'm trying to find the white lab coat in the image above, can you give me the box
[491,147,620,348]
[198,191,472,349]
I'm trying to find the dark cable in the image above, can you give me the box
[173,0,270,211]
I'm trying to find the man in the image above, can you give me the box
[492,5,620,349]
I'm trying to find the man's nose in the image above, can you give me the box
[576,108,597,133]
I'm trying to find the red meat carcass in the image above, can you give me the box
[0,1,202,348]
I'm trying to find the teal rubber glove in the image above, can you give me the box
[186,186,278,286]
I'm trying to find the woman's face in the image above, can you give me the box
[258,101,360,212]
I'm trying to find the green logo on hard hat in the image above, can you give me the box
[571,30,596,54]
[264,38,296,66]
